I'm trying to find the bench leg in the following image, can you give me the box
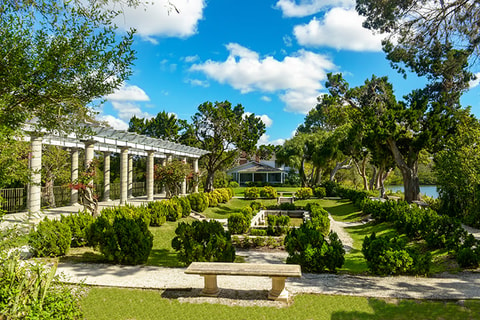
[201,274,219,296]
[268,277,289,302]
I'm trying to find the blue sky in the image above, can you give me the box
[99,0,480,146]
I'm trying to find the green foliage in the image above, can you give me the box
[307,203,331,236]
[28,217,71,257]
[456,233,480,268]
[145,201,167,226]
[240,206,253,219]
[279,202,296,210]
[314,186,326,198]
[187,193,209,212]
[60,210,94,247]
[295,187,313,200]
[244,187,260,199]
[205,192,218,207]
[322,181,339,197]
[362,232,431,275]
[229,181,239,188]
[249,229,267,236]
[285,222,345,273]
[154,160,191,198]
[89,207,153,265]
[227,212,250,234]
[192,101,266,192]
[260,186,278,199]
[173,196,192,218]
[171,220,235,265]
[128,111,190,142]
[0,254,83,319]
[266,214,291,236]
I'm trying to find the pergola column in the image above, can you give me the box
[193,158,199,193]
[146,151,155,201]
[70,148,79,205]
[181,157,187,195]
[120,147,129,204]
[84,140,95,167]
[28,135,42,214]
[161,157,167,196]
[103,152,111,201]
[128,154,133,198]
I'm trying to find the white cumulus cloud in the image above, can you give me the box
[258,134,285,146]
[294,7,384,51]
[106,84,150,102]
[98,114,129,131]
[469,72,480,88]
[111,101,154,121]
[190,43,336,114]
[109,0,205,41]
[244,112,273,128]
[275,0,354,17]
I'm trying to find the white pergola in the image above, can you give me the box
[25,125,209,214]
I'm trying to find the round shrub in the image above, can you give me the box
[285,222,345,273]
[176,196,192,218]
[229,181,239,188]
[307,203,330,236]
[240,206,253,219]
[164,199,183,221]
[146,201,167,226]
[29,217,71,257]
[295,187,313,200]
[89,208,153,265]
[244,187,260,200]
[206,192,218,207]
[171,220,235,265]
[60,210,94,247]
[187,193,209,212]
[456,247,479,268]
[314,186,326,198]
[228,212,250,234]
[250,201,262,212]
[260,186,277,199]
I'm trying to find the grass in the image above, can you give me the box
[80,287,480,320]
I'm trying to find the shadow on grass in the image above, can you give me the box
[60,247,107,264]
[147,249,182,268]
[331,297,480,320]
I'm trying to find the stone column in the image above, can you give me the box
[70,148,79,205]
[146,151,155,201]
[181,157,187,195]
[84,141,95,168]
[103,152,111,201]
[120,147,129,204]
[128,154,133,198]
[28,135,42,214]
[193,158,199,193]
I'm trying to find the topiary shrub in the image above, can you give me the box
[164,198,183,221]
[171,220,235,265]
[313,186,326,198]
[295,187,313,200]
[89,208,153,265]
[29,217,71,257]
[206,192,218,207]
[244,187,260,200]
[60,210,94,247]
[176,196,192,218]
[146,201,167,226]
[187,193,209,212]
[285,222,345,273]
[240,206,253,219]
[266,214,290,236]
[228,212,250,234]
[362,232,431,275]
[260,186,277,199]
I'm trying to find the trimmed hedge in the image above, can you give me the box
[266,214,290,236]
[306,203,330,236]
[188,193,209,212]
[28,217,71,257]
[244,187,260,200]
[60,210,94,247]
[295,187,313,200]
[260,186,278,199]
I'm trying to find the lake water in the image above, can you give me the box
[386,185,438,198]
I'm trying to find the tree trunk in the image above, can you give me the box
[330,158,352,181]
[205,170,215,192]
[353,158,369,190]
[313,166,322,186]
[386,138,421,203]
[369,166,377,191]
[44,178,56,208]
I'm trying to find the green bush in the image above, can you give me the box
[250,228,267,236]
[362,232,431,275]
[456,234,480,268]
[295,187,313,200]
[171,220,235,265]
[244,187,260,199]
[206,192,218,207]
[322,181,338,197]
[229,181,239,188]
[164,199,183,221]
[266,214,290,236]
[146,201,167,226]
[250,201,263,212]
[240,206,253,219]
[307,203,330,236]
[313,186,326,198]
[0,254,84,319]
[29,217,71,257]
[89,208,153,265]
[260,186,277,199]
[285,222,345,273]
[228,212,250,234]
[172,196,192,218]
[60,210,94,247]
[279,202,296,210]
[188,193,209,212]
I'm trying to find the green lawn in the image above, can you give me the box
[80,287,480,320]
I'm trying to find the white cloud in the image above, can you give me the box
[111,101,154,121]
[258,134,285,146]
[98,114,129,131]
[261,96,272,102]
[190,43,336,113]
[187,78,210,87]
[469,72,480,88]
[110,0,205,40]
[245,112,273,127]
[275,0,354,17]
[107,84,150,102]
[294,7,384,51]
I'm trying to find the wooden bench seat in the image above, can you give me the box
[185,262,302,302]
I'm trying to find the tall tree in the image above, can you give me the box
[0,0,135,135]
[129,111,191,143]
[191,101,265,192]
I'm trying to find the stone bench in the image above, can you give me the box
[185,262,302,302]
